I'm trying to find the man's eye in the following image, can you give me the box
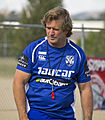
[53,28,59,31]
[46,27,51,30]
[46,27,59,31]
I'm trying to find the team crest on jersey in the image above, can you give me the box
[66,56,74,66]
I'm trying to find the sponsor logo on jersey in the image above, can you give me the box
[38,51,46,61]
[18,54,28,68]
[66,56,74,66]
[38,67,75,79]
[38,51,47,55]
[36,78,71,86]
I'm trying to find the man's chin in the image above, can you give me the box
[48,40,57,46]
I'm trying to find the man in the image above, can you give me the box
[13,7,93,120]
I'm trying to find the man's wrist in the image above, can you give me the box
[19,112,29,120]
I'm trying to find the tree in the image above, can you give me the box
[11,0,63,57]
[0,14,5,22]
[77,30,105,57]
[20,0,63,42]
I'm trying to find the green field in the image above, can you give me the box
[0,57,17,78]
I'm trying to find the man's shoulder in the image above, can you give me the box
[68,40,86,60]
[30,37,46,46]
[69,40,84,53]
[27,37,46,50]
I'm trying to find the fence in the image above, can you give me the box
[0,22,105,120]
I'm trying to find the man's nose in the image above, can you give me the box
[50,28,55,34]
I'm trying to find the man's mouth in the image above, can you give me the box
[50,36,56,40]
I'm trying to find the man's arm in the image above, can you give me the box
[13,69,31,120]
[78,81,93,120]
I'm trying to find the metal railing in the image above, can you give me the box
[0,22,105,52]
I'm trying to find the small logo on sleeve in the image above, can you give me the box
[84,61,90,78]
[18,54,28,68]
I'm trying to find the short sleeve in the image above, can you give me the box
[16,44,33,74]
[76,50,91,83]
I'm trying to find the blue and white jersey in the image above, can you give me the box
[17,37,91,119]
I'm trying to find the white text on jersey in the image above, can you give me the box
[38,67,75,78]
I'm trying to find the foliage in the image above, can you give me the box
[77,30,105,57]
[0,14,5,22]
[12,0,63,57]
[0,0,63,57]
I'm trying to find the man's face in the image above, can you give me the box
[46,18,67,48]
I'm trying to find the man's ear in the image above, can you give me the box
[65,31,68,36]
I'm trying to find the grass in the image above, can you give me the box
[0,57,17,78]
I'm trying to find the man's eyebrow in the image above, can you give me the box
[46,27,60,30]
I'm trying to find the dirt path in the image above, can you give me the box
[0,77,105,120]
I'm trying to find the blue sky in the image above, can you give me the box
[0,0,105,15]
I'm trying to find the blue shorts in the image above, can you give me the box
[28,109,76,120]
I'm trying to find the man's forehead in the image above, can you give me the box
[46,19,63,27]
